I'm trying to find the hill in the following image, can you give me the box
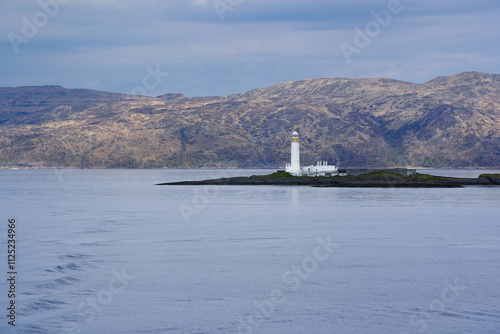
[0,72,499,168]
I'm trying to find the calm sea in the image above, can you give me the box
[1,169,500,333]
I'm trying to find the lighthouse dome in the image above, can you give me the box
[292,131,299,136]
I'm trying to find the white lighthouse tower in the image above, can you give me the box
[284,130,339,177]
[286,131,301,175]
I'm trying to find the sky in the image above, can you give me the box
[1,0,499,97]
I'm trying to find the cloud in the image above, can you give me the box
[0,0,498,96]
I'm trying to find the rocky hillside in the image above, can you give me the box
[0,72,499,168]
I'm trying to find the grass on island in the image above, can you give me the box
[409,173,449,181]
[256,171,405,180]
[257,171,432,180]
[479,173,500,178]
[253,171,494,181]
[254,171,340,178]
[478,174,500,184]
[356,171,406,180]
[356,172,467,182]
[254,171,296,178]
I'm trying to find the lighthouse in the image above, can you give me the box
[284,130,339,177]
[286,131,301,175]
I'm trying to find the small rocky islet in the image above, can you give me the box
[157,171,500,188]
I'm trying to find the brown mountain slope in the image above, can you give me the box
[0,72,499,168]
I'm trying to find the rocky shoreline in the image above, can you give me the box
[157,172,500,188]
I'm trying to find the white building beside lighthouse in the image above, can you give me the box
[285,131,338,177]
